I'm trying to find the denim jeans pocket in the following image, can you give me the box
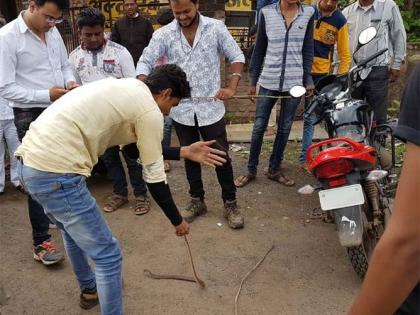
[25,180,62,197]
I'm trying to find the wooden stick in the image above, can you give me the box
[188,95,292,101]
[184,235,206,288]
[234,245,275,315]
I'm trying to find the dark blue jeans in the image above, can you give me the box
[13,107,51,246]
[352,66,389,125]
[162,116,173,148]
[102,146,147,198]
[248,86,302,175]
[299,74,324,162]
[173,117,236,202]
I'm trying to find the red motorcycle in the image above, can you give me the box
[299,27,396,278]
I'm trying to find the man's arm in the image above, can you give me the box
[249,12,268,88]
[124,140,226,167]
[0,35,50,104]
[55,28,77,89]
[349,65,420,315]
[302,13,314,89]
[68,52,83,85]
[348,143,420,315]
[145,19,154,45]
[120,48,136,78]
[136,31,167,78]
[111,21,121,44]
[388,3,406,71]
[336,23,352,74]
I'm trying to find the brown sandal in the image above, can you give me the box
[134,196,150,215]
[266,172,295,187]
[103,194,128,213]
[234,174,256,188]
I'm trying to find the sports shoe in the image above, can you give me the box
[33,240,65,266]
[181,197,207,223]
[223,200,244,229]
[103,194,128,213]
[79,286,99,310]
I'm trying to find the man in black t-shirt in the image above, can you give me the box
[348,64,420,315]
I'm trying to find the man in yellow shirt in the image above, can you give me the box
[299,0,351,166]
[15,65,225,314]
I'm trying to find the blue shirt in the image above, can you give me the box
[0,12,75,109]
[250,3,315,92]
[136,15,245,127]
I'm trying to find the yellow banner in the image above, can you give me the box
[225,0,252,11]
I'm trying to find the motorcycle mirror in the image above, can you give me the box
[367,170,388,181]
[297,184,315,195]
[358,27,377,46]
[289,86,306,98]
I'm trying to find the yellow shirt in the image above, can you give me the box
[15,78,165,182]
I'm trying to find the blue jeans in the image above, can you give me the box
[162,116,173,148]
[102,146,147,197]
[299,74,324,162]
[17,161,123,315]
[248,86,301,175]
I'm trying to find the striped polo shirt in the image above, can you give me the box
[250,2,315,92]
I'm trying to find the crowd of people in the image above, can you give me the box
[0,0,418,314]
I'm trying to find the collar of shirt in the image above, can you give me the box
[356,0,378,12]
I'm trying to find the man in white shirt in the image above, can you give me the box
[342,0,406,126]
[69,8,151,216]
[137,0,245,229]
[0,17,21,195]
[0,0,78,266]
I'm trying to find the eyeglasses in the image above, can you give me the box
[44,14,63,24]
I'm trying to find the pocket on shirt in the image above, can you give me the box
[103,60,117,73]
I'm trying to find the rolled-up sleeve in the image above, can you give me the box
[217,23,245,64]
[0,34,50,104]
[136,31,167,76]
[135,110,166,183]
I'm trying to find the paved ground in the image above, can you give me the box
[226,121,328,143]
[0,147,361,315]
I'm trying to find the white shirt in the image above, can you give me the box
[0,12,75,109]
[69,39,136,84]
[137,15,245,127]
[0,97,13,120]
[342,0,406,70]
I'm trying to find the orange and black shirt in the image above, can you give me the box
[312,6,351,76]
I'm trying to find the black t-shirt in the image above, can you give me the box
[395,64,420,146]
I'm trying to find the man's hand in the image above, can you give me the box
[247,85,257,102]
[389,69,400,83]
[305,83,315,97]
[215,87,236,101]
[49,86,68,102]
[66,81,80,90]
[175,219,190,236]
[137,74,147,81]
[181,140,227,167]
